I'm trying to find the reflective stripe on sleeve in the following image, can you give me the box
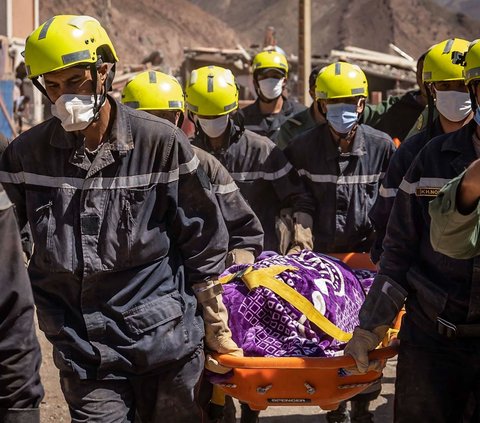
[212,181,238,195]
[230,162,293,182]
[298,169,381,184]
[379,185,398,198]
[0,156,200,190]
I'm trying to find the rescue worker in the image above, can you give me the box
[238,50,306,143]
[186,65,314,423]
[370,38,472,264]
[345,39,480,422]
[121,70,264,267]
[285,62,396,253]
[277,56,427,151]
[121,70,264,423]
[186,65,314,254]
[0,15,238,423]
[284,62,396,423]
[0,184,43,422]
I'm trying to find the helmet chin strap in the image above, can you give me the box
[90,62,112,122]
[32,78,51,102]
[468,83,478,113]
[176,111,184,128]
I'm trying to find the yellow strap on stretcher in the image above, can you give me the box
[219,265,353,343]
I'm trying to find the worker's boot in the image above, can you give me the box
[326,401,351,423]
[222,396,237,423]
[240,402,260,423]
[206,403,224,423]
[350,400,374,423]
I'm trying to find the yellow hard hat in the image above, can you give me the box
[122,71,184,111]
[315,62,368,100]
[422,38,469,83]
[185,66,238,116]
[24,15,118,79]
[464,39,480,85]
[252,50,289,76]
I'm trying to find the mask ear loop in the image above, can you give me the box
[425,82,435,141]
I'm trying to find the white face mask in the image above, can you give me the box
[434,90,472,122]
[197,115,229,138]
[258,77,284,100]
[51,94,97,131]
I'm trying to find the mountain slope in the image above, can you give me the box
[190,0,479,59]
[40,0,245,69]
[39,0,480,70]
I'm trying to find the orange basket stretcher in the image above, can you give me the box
[213,252,400,411]
[212,347,397,411]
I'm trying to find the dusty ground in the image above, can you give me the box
[38,326,69,422]
[38,326,395,422]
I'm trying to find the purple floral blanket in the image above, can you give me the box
[222,250,375,358]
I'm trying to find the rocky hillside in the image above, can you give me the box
[190,0,480,59]
[434,0,480,17]
[40,0,246,70]
[40,0,480,70]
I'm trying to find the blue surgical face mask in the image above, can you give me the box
[325,103,359,134]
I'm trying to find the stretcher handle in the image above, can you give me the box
[328,252,376,272]
[212,346,397,370]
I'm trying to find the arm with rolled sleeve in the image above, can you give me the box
[430,170,480,259]
[0,185,43,423]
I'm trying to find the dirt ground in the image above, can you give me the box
[37,326,69,422]
[37,324,395,422]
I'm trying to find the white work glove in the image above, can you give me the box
[193,279,243,374]
[286,212,314,255]
[344,326,389,374]
[225,249,255,267]
[276,208,294,255]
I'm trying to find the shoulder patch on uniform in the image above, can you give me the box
[416,187,440,197]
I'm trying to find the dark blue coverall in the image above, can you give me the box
[0,98,230,423]
[0,184,43,423]
[361,121,480,422]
